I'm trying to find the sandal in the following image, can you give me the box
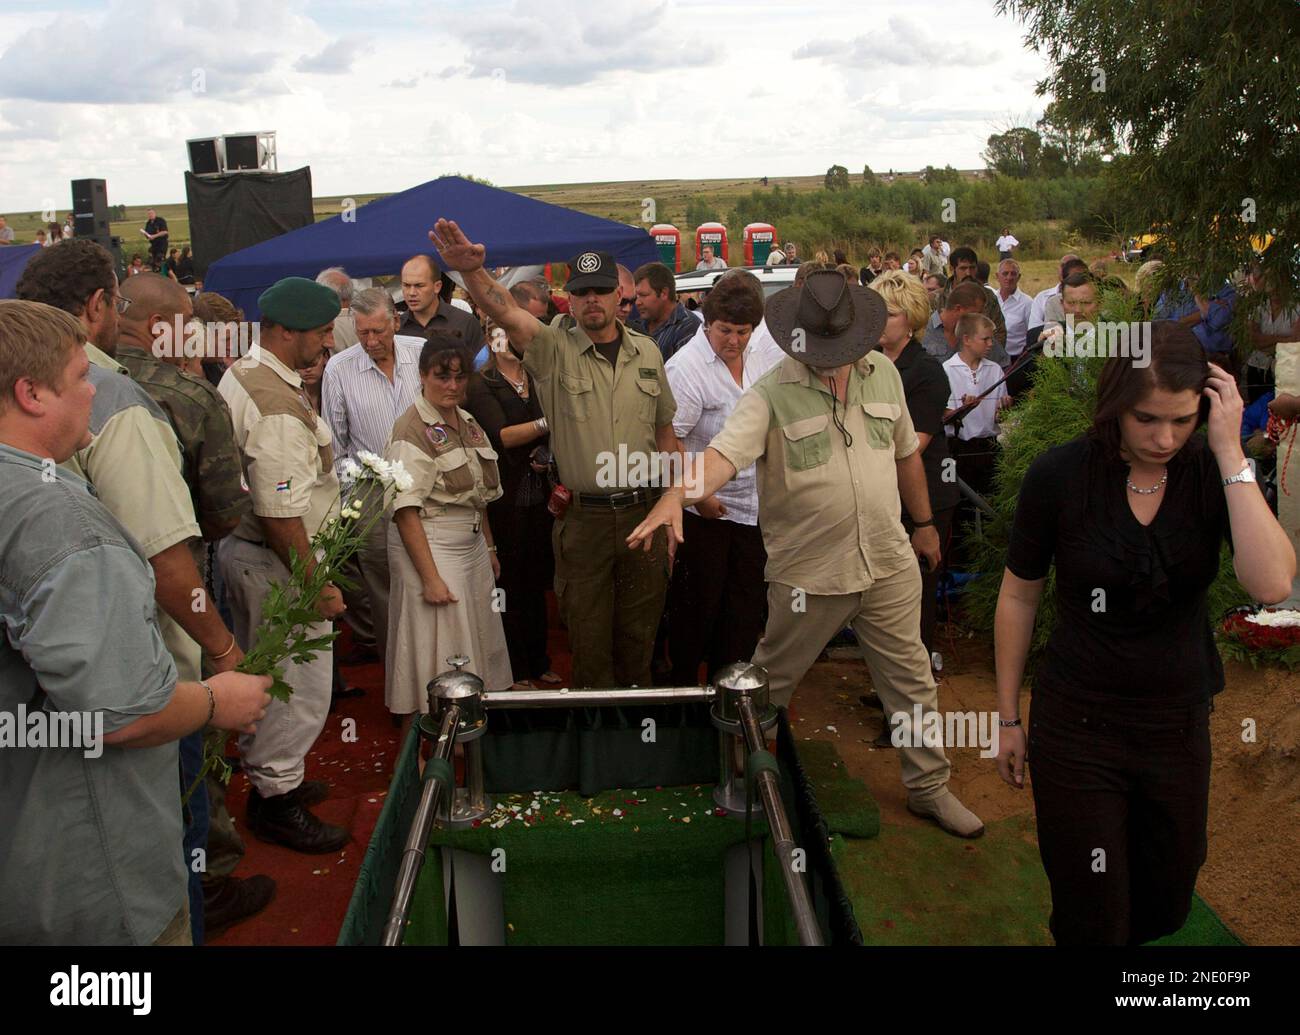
[539,671,563,685]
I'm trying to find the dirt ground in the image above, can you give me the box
[790,624,1300,945]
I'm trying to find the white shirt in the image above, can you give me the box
[665,319,784,525]
[321,339,423,471]
[1028,283,1060,329]
[995,235,1019,253]
[942,354,1007,440]
[696,257,728,271]
[997,288,1034,357]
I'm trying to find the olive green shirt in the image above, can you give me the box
[385,397,503,513]
[66,343,203,681]
[522,316,676,494]
[708,353,919,596]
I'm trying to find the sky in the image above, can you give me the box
[0,0,1053,212]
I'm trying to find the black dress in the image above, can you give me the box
[1004,434,1230,945]
[465,369,554,680]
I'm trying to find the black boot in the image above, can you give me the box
[203,875,277,936]
[247,788,350,854]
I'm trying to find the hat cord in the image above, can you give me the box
[829,387,853,449]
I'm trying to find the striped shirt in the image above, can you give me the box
[321,340,422,471]
[665,319,785,526]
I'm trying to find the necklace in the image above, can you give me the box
[1126,468,1168,495]
[499,368,527,397]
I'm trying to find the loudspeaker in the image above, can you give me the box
[72,178,109,238]
[187,137,223,176]
[224,134,261,171]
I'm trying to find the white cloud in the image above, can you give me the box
[295,36,376,75]
[794,16,1001,69]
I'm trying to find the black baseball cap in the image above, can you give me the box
[565,250,619,292]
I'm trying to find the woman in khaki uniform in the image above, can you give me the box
[383,345,512,717]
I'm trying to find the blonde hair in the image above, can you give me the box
[869,270,931,333]
[0,300,86,414]
[955,312,995,348]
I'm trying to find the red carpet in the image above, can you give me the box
[210,594,572,945]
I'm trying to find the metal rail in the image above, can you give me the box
[481,686,717,709]
[736,696,823,947]
[381,704,461,946]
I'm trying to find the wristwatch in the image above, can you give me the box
[1222,459,1256,488]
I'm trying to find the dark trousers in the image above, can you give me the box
[904,506,954,656]
[949,436,998,568]
[178,730,208,945]
[1244,364,1274,404]
[667,511,768,685]
[1028,690,1212,946]
[494,499,554,681]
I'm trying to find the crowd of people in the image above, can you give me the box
[0,219,1296,949]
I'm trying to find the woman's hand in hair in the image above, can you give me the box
[1203,364,1245,462]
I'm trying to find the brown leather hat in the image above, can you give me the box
[764,270,887,367]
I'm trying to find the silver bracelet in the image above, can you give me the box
[200,679,216,726]
[535,417,548,434]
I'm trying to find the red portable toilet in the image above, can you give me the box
[650,224,681,271]
[744,222,777,266]
[694,222,728,266]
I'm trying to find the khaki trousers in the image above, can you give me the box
[752,562,950,800]
[553,501,669,689]
[218,536,333,797]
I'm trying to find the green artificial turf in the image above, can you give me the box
[793,739,880,839]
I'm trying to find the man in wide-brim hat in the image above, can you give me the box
[628,271,984,838]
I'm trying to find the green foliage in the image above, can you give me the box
[960,287,1249,675]
[685,194,720,227]
[983,127,1043,179]
[862,164,879,187]
[825,165,851,191]
[921,164,963,186]
[998,0,1300,303]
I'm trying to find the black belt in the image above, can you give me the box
[576,488,662,510]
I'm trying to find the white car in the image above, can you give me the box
[674,264,799,303]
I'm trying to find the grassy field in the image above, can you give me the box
[1,171,1128,297]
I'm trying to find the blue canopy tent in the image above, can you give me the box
[204,176,658,318]
[0,244,42,300]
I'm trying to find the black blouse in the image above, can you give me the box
[1005,435,1231,701]
[465,369,547,506]
[890,338,960,513]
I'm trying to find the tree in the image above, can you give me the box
[862,164,879,186]
[982,127,1042,178]
[920,164,962,185]
[685,194,719,227]
[824,164,850,191]
[998,0,1300,299]
[1036,100,1105,177]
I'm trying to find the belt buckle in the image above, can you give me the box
[609,491,637,509]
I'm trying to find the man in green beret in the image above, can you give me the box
[217,277,351,854]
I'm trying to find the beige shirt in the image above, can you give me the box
[67,343,203,679]
[708,353,919,596]
[523,315,676,495]
[385,396,502,513]
[219,345,341,542]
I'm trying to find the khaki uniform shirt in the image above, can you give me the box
[523,315,676,494]
[708,353,919,596]
[385,396,503,513]
[66,343,202,680]
[219,346,341,542]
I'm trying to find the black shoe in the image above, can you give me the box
[338,641,380,665]
[247,789,351,854]
[203,875,277,936]
[859,693,884,711]
[873,727,896,748]
[292,779,329,808]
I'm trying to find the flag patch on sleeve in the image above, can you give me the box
[275,479,292,492]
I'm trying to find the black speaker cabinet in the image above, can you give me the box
[71,178,110,238]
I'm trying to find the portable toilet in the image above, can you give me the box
[744,223,777,266]
[650,224,681,271]
[695,222,728,265]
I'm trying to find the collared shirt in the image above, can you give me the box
[329,308,360,352]
[0,443,183,945]
[220,345,341,541]
[385,396,502,513]
[522,315,677,495]
[707,352,919,596]
[666,319,784,525]
[695,257,728,271]
[942,354,1007,440]
[641,301,702,362]
[397,300,485,365]
[921,311,953,360]
[997,288,1035,357]
[921,245,947,278]
[995,235,1019,253]
[321,339,422,472]
[1028,284,1060,329]
[116,344,251,534]
[66,343,202,680]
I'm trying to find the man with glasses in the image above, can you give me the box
[430,221,680,689]
[630,261,699,362]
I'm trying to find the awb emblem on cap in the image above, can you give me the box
[576,252,601,274]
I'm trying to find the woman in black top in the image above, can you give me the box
[176,246,195,286]
[994,322,1294,945]
[465,326,560,687]
[871,271,960,667]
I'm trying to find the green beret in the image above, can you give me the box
[258,277,342,330]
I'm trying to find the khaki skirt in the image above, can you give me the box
[385,506,513,714]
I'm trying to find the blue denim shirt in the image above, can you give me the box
[0,443,183,944]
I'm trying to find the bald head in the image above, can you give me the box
[119,273,193,361]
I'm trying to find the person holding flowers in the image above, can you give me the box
[384,344,513,725]
[993,322,1295,945]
